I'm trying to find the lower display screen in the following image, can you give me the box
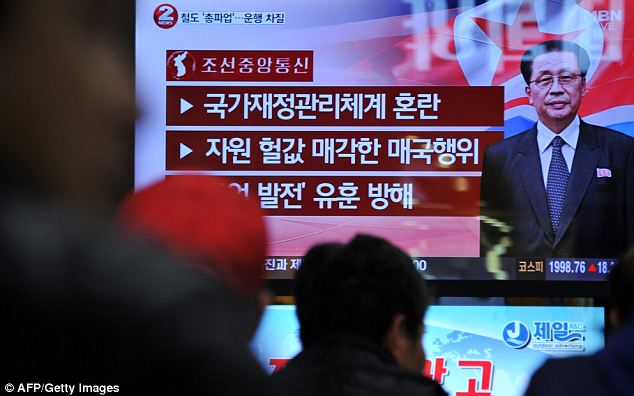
[251,305,604,396]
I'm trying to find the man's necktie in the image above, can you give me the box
[546,136,569,234]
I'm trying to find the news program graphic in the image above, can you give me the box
[502,321,531,349]
[154,4,178,29]
[167,51,196,80]
[137,0,634,261]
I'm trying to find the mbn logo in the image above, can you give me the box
[591,10,623,22]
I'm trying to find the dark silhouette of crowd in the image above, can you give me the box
[2,2,633,396]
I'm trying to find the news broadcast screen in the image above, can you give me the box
[251,305,605,396]
[135,0,634,281]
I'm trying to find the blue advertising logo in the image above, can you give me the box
[534,321,585,342]
[502,321,531,349]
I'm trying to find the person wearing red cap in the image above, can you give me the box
[1,2,273,394]
[118,175,272,337]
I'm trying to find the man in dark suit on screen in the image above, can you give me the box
[480,40,634,258]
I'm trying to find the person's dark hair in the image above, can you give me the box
[295,235,427,347]
[608,247,634,324]
[295,243,345,347]
[520,40,590,85]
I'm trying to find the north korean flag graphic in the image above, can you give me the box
[345,0,634,138]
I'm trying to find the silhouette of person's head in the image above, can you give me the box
[295,235,428,372]
[0,0,135,212]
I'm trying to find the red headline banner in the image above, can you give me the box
[167,131,503,171]
[167,175,480,216]
[166,50,313,81]
[166,86,504,126]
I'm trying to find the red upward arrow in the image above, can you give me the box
[588,264,597,273]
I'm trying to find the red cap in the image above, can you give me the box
[118,176,267,297]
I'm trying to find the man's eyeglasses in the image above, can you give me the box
[529,73,582,89]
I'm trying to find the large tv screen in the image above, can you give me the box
[135,0,633,281]
[252,305,605,396]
